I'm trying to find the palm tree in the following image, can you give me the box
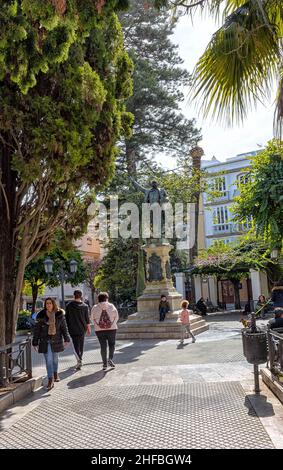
[154,1,283,134]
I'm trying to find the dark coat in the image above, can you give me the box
[269,317,283,330]
[65,300,90,336]
[32,309,70,354]
[271,287,283,308]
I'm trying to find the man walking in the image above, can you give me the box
[66,290,91,370]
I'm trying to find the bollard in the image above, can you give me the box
[242,313,267,394]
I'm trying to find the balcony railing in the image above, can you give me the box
[212,222,251,234]
[0,335,32,387]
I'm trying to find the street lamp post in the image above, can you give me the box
[44,258,78,309]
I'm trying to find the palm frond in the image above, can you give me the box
[191,0,281,125]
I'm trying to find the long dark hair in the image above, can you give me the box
[44,297,59,312]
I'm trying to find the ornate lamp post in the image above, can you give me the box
[44,258,78,309]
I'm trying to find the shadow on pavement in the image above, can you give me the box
[67,370,111,389]
[244,394,275,417]
[113,340,163,365]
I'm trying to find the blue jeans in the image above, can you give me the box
[44,343,59,379]
[159,307,167,321]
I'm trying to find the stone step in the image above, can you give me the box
[117,320,206,333]
[116,324,209,340]
[125,312,202,322]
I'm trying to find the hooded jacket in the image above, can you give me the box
[91,301,119,332]
[271,287,283,308]
[65,300,90,336]
[32,309,70,353]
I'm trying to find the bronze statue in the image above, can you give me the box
[130,177,168,205]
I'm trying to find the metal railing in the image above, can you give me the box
[267,327,283,380]
[0,334,32,387]
[212,222,251,234]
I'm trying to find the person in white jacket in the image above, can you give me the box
[91,292,119,371]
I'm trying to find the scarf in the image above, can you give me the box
[46,310,56,336]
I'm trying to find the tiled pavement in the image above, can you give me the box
[1,314,283,449]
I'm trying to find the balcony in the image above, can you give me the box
[205,190,230,204]
[212,222,250,235]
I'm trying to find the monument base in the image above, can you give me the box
[116,312,209,340]
[138,241,182,313]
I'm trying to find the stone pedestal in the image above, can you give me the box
[117,240,209,339]
[137,241,182,314]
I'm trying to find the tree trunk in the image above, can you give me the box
[125,142,137,176]
[32,284,39,314]
[0,141,20,346]
[232,281,241,310]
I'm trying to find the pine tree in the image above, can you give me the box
[119,0,201,174]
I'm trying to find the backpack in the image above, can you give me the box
[98,309,112,329]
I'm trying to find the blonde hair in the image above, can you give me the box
[181,300,189,309]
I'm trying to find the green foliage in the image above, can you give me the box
[25,247,86,290]
[0,0,134,314]
[95,238,138,303]
[193,237,272,279]
[233,141,283,249]
[119,0,201,170]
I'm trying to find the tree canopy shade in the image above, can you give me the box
[233,141,283,251]
[0,0,133,346]
[152,0,283,134]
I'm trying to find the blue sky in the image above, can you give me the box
[158,13,275,169]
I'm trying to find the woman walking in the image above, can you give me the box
[32,298,70,390]
[91,292,119,371]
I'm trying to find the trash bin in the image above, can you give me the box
[242,329,267,364]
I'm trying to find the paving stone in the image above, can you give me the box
[0,382,274,449]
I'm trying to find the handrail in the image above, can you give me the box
[0,335,32,387]
[0,337,30,352]
[267,328,283,380]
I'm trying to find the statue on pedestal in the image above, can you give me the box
[130,177,169,242]
[130,177,168,205]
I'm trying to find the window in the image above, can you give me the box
[210,176,227,193]
[213,206,229,232]
[214,176,226,192]
[237,173,250,186]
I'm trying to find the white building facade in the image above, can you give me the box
[174,150,271,311]
[202,152,256,248]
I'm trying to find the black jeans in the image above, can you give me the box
[96,330,116,366]
[71,334,85,361]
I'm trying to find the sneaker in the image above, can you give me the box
[102,364,107,371]
[75,360,82,370]
[108,359,115,368]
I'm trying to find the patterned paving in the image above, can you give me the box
[0,381,274,449]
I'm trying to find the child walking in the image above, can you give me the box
[179,300,196,344]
